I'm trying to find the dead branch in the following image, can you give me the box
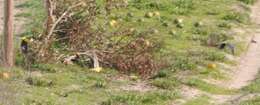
[77,51,100,68]
[46,2,84,40]
[62,51,100,68]
[37,1,85,61]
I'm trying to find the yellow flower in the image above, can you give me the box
[154,11,160,16]
[110,20,118,27]
[146,12,154,18]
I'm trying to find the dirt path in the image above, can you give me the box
[210,1,260,104]
[226,0,260,89]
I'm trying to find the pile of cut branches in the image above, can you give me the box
[28,0,164,78]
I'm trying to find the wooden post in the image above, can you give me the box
[3,0,14,67]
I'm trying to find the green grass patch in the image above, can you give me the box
[184,78,238,95]
[184,96,212,105]
[198,67,228,80]
[16,0,46,37]
[151,77,180,90]
[101,90,180,105]
[239,96,260,105]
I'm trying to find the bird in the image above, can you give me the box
[20,37,33,71]
[219,42,235,55]
[21,37,29,54]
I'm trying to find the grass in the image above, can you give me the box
[184,78,238,95]
[19,65,118,105]
[101,90,180,105]
[15,0,45,37]
[151,77,181,90]
[184,96,212,105]
[3,0,255,104]
[9,64,180,105]
[239,96,260,105]
[239,0,257,4]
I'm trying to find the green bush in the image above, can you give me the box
[152,70,168,78]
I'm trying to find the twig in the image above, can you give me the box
[46,2,84,40]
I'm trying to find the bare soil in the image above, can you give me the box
[226,0,260,89]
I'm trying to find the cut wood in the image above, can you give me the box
[62,51,100,69]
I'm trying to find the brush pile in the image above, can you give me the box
[29,0,164,77]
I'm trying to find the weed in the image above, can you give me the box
[94,80,107,88]
[152,70,168,79]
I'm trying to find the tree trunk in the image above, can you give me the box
[2,0,14,67]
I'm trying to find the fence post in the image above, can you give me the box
[2,0,14,67]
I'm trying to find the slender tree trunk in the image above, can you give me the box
[36,0,54,62]
[2,0,14,67]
